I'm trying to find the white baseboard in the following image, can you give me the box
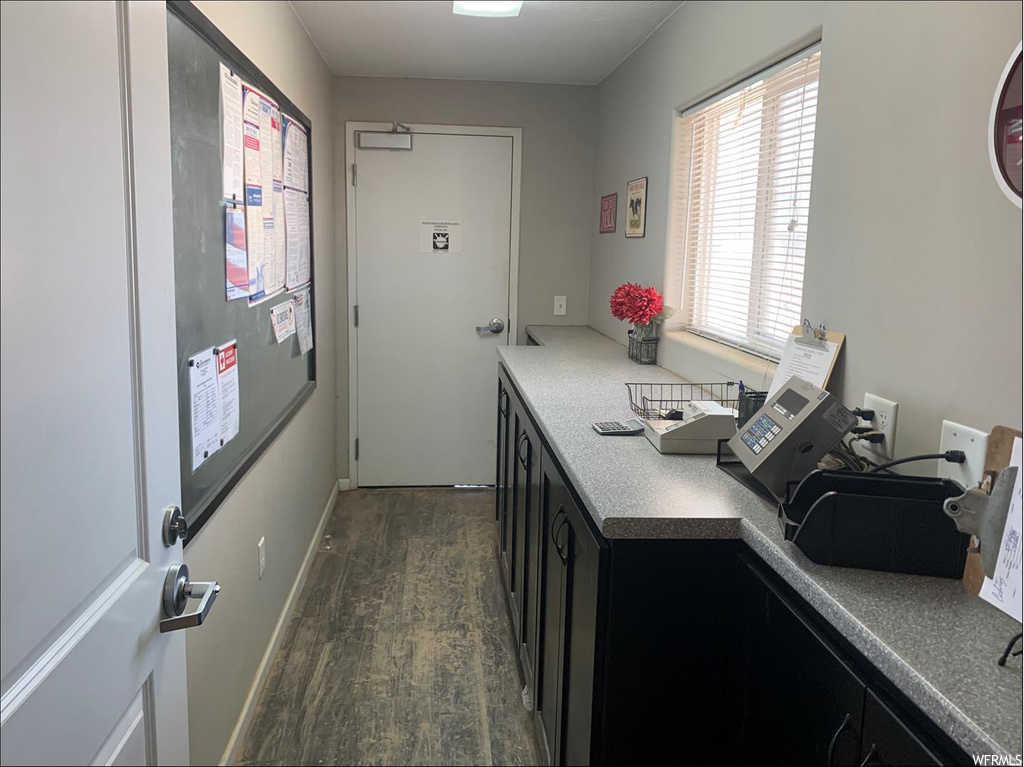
[337,477,351,491]
[219,478,341,766]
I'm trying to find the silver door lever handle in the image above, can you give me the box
[160,563,220,633]
[476,318,505,334]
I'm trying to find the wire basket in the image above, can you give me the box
[625,381,767,424]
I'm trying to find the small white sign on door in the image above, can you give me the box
[419,219,463,254]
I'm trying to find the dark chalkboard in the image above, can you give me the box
[166,2,316,541]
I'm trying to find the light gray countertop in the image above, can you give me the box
[504,325,1023,760]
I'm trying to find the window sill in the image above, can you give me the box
[658,328,777,392]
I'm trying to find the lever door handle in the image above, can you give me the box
[160,563,220,633]
[476,318,505,334]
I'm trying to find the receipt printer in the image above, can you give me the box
[644,400,737,454]
[727,376,856,498]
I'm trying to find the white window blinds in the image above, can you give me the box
[671,49,820,360]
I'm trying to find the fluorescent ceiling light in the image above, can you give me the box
[453,1,523,18]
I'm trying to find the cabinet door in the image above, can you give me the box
[736,555,866,765]
[495,379,510,539]
[503,405,520,598]
[561,490,604,767]
[513,402,540,678]
[522,413,544,696]
[536,455,567,766]
[859,690,943,766]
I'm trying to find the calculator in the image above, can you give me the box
[592,418,645,436]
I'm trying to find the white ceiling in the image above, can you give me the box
[291,1,683,86]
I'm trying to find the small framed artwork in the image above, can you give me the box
[625,177,647,238]
[599,193,617,233]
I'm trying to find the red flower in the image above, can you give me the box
[610,282,640,321]
[609,282,664,325]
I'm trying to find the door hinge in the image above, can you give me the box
[354,305,359,327]
[351,163,357,186]
[354,438,359,461]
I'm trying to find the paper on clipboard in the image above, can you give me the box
[979,437,1023,623]
[768,325,844,397]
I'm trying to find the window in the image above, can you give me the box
[670,47,821,360]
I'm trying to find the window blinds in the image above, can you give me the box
[672,49,820,360]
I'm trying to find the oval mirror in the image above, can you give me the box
[990,43,1023,207]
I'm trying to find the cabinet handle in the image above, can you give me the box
[499,390,509,416]
[859,744,879,766]
[826,713,851,766]
[550,507,566,548]
[517,433,530,466]
[553,516,569,564]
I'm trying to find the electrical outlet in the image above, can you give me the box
[857,393,899,462]
[258,536,266,580]
[939,420,988,488]
[553,295,567,316]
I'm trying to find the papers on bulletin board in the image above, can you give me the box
[294,287,313,354]
[217,342,240,444]
[271,300,296,343]
[979,437,1023,623]
[244,183,265,297]
[190,346,221,472]
[190,342,242,472]
[282,115,308,193]
[271,104,287,295]
[768,325,845,397]
[242,82,285,304]
[219,63,244,202]
[284,188,310,289]
[225,206,248,301]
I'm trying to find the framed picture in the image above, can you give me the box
[599,193,617,233]
[625,176,647,238]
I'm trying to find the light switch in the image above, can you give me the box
[554,296,567,316]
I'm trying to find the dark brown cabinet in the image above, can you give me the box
[737,554,866,765]
[495,364,966,767]
[511,396,542,687]
[859,690,944,766]
[536,454,566,766]
[495,377,511,549]
[534,445,606,767]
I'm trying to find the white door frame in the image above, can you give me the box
[345,122,522,489]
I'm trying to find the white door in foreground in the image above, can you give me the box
[353,129,516,486]
[2,3,197,763]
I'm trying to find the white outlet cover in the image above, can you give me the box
[939,420,989,488]
[858,393,898,462]
[554,295,567,316]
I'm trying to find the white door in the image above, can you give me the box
[2,3,198,764]
[351,126,521,486]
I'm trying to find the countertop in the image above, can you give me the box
[502,325,1022,759]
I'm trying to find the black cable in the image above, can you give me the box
[867,450,967,474]
[998,632,1023,667]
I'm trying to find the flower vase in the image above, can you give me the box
[628,323,659,365]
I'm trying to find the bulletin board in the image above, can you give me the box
[166,1,316,541]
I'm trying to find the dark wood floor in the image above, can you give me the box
[238,488,541,767]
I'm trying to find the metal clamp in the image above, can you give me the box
[943,465,1018,579]
[160,563,220,633]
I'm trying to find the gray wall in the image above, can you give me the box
[589,0,1023,462]
[183,3,336,765]
[333,76,597,479]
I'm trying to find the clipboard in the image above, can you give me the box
[768,321,846,396]
[961,425,1024,594]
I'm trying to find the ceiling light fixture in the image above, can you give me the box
[452,1,523,18]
